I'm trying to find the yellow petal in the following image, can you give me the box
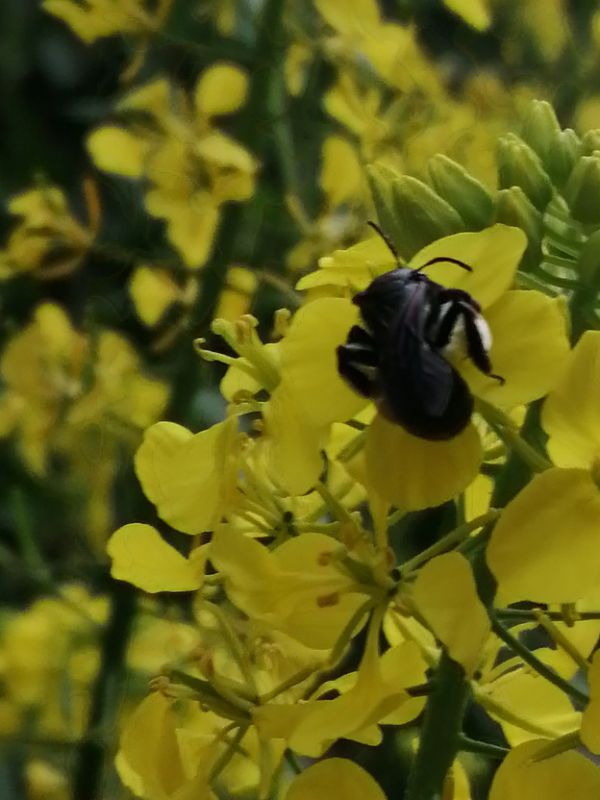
[482,650,580,746]
[117,693,185,800]
[263,384,326,495]
[196,131,256,173]
[464,473,493,521]
[285,759,386,800]
[135,418,238,534]
[108,524,205,593]
[410,225,526,309]
[211,526,365,650]
[462,291,570,408]
[366,415,482,511]
[145,194,220,269]
[296,235,395,293]
[320,136,363,207]
[443,0,491,31]
[543,330,600,469]
[379,640,428,724]
[314,0,380,35]
[487,468,600,604]
[279,297,367,427]
[489,740,600,800]
[412,552,490,675]
[87,126,146,178]
[581,651,600,753]
[194,63,248,117]
[129,266,180,326]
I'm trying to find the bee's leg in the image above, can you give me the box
[337,342,378,398]
[461,310,505,384]
[347,324,376,347]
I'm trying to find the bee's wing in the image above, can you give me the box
[381,282,459,419]
[382,328,457,418]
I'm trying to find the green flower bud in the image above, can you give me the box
[494,186,543,271]
[581,129,600,156]
[427,154,494,229]
[521,100,561,165]
[367,164,465,260]
[564,153,600,225]
[546,128,581,189]
[497,133,553,211]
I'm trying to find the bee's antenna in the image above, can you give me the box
[415,256,473,273]
[367,220,400,264]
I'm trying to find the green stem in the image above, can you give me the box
[496,608,600,622]
[490,613,589,706]
[73,581,136,800]
[208,724,249,784]
[476,399,551,473]
[400,510,500,574]
[404,652,470,800]
[457,734,509,760]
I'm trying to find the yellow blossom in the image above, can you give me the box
[42,0,172,44]
[87,67,257,268]
[0,184,96,280]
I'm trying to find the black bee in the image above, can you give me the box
[337,223,503,440]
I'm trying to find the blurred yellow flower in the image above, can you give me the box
[0,183,97,280]
[87,66,257,268]
[43,0,173,44]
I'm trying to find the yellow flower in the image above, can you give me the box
[254,610,427,756]
[210,526,369,650]
[87,66,257,268]
[0,184,96,280]
[42,0,172,44]
[116,692,217,800]
[488,332,600,603]
[286,136,365,272]
[68,330,169,432]
[0,303,87,473]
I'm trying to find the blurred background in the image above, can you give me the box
[1,1,600,797]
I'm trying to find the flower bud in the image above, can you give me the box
[427,154,494,229]
[564,153,600,225]
[521,100,561,165]
[367,163,465,260]
[497,133,553,211]
[582,129,600,155]
[546,128,580,188]
[494,186,543,271]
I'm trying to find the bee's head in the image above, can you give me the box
[353,268,421,331]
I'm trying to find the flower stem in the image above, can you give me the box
[490,612,589,705]
[404,652,470,800]
[400,510,500,575]
[475,398,551,473]
[457,734,509,759]
[72,581,136,800]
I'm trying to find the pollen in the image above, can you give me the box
[316,592,340,607]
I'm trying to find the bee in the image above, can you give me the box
[336,223,503,440]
